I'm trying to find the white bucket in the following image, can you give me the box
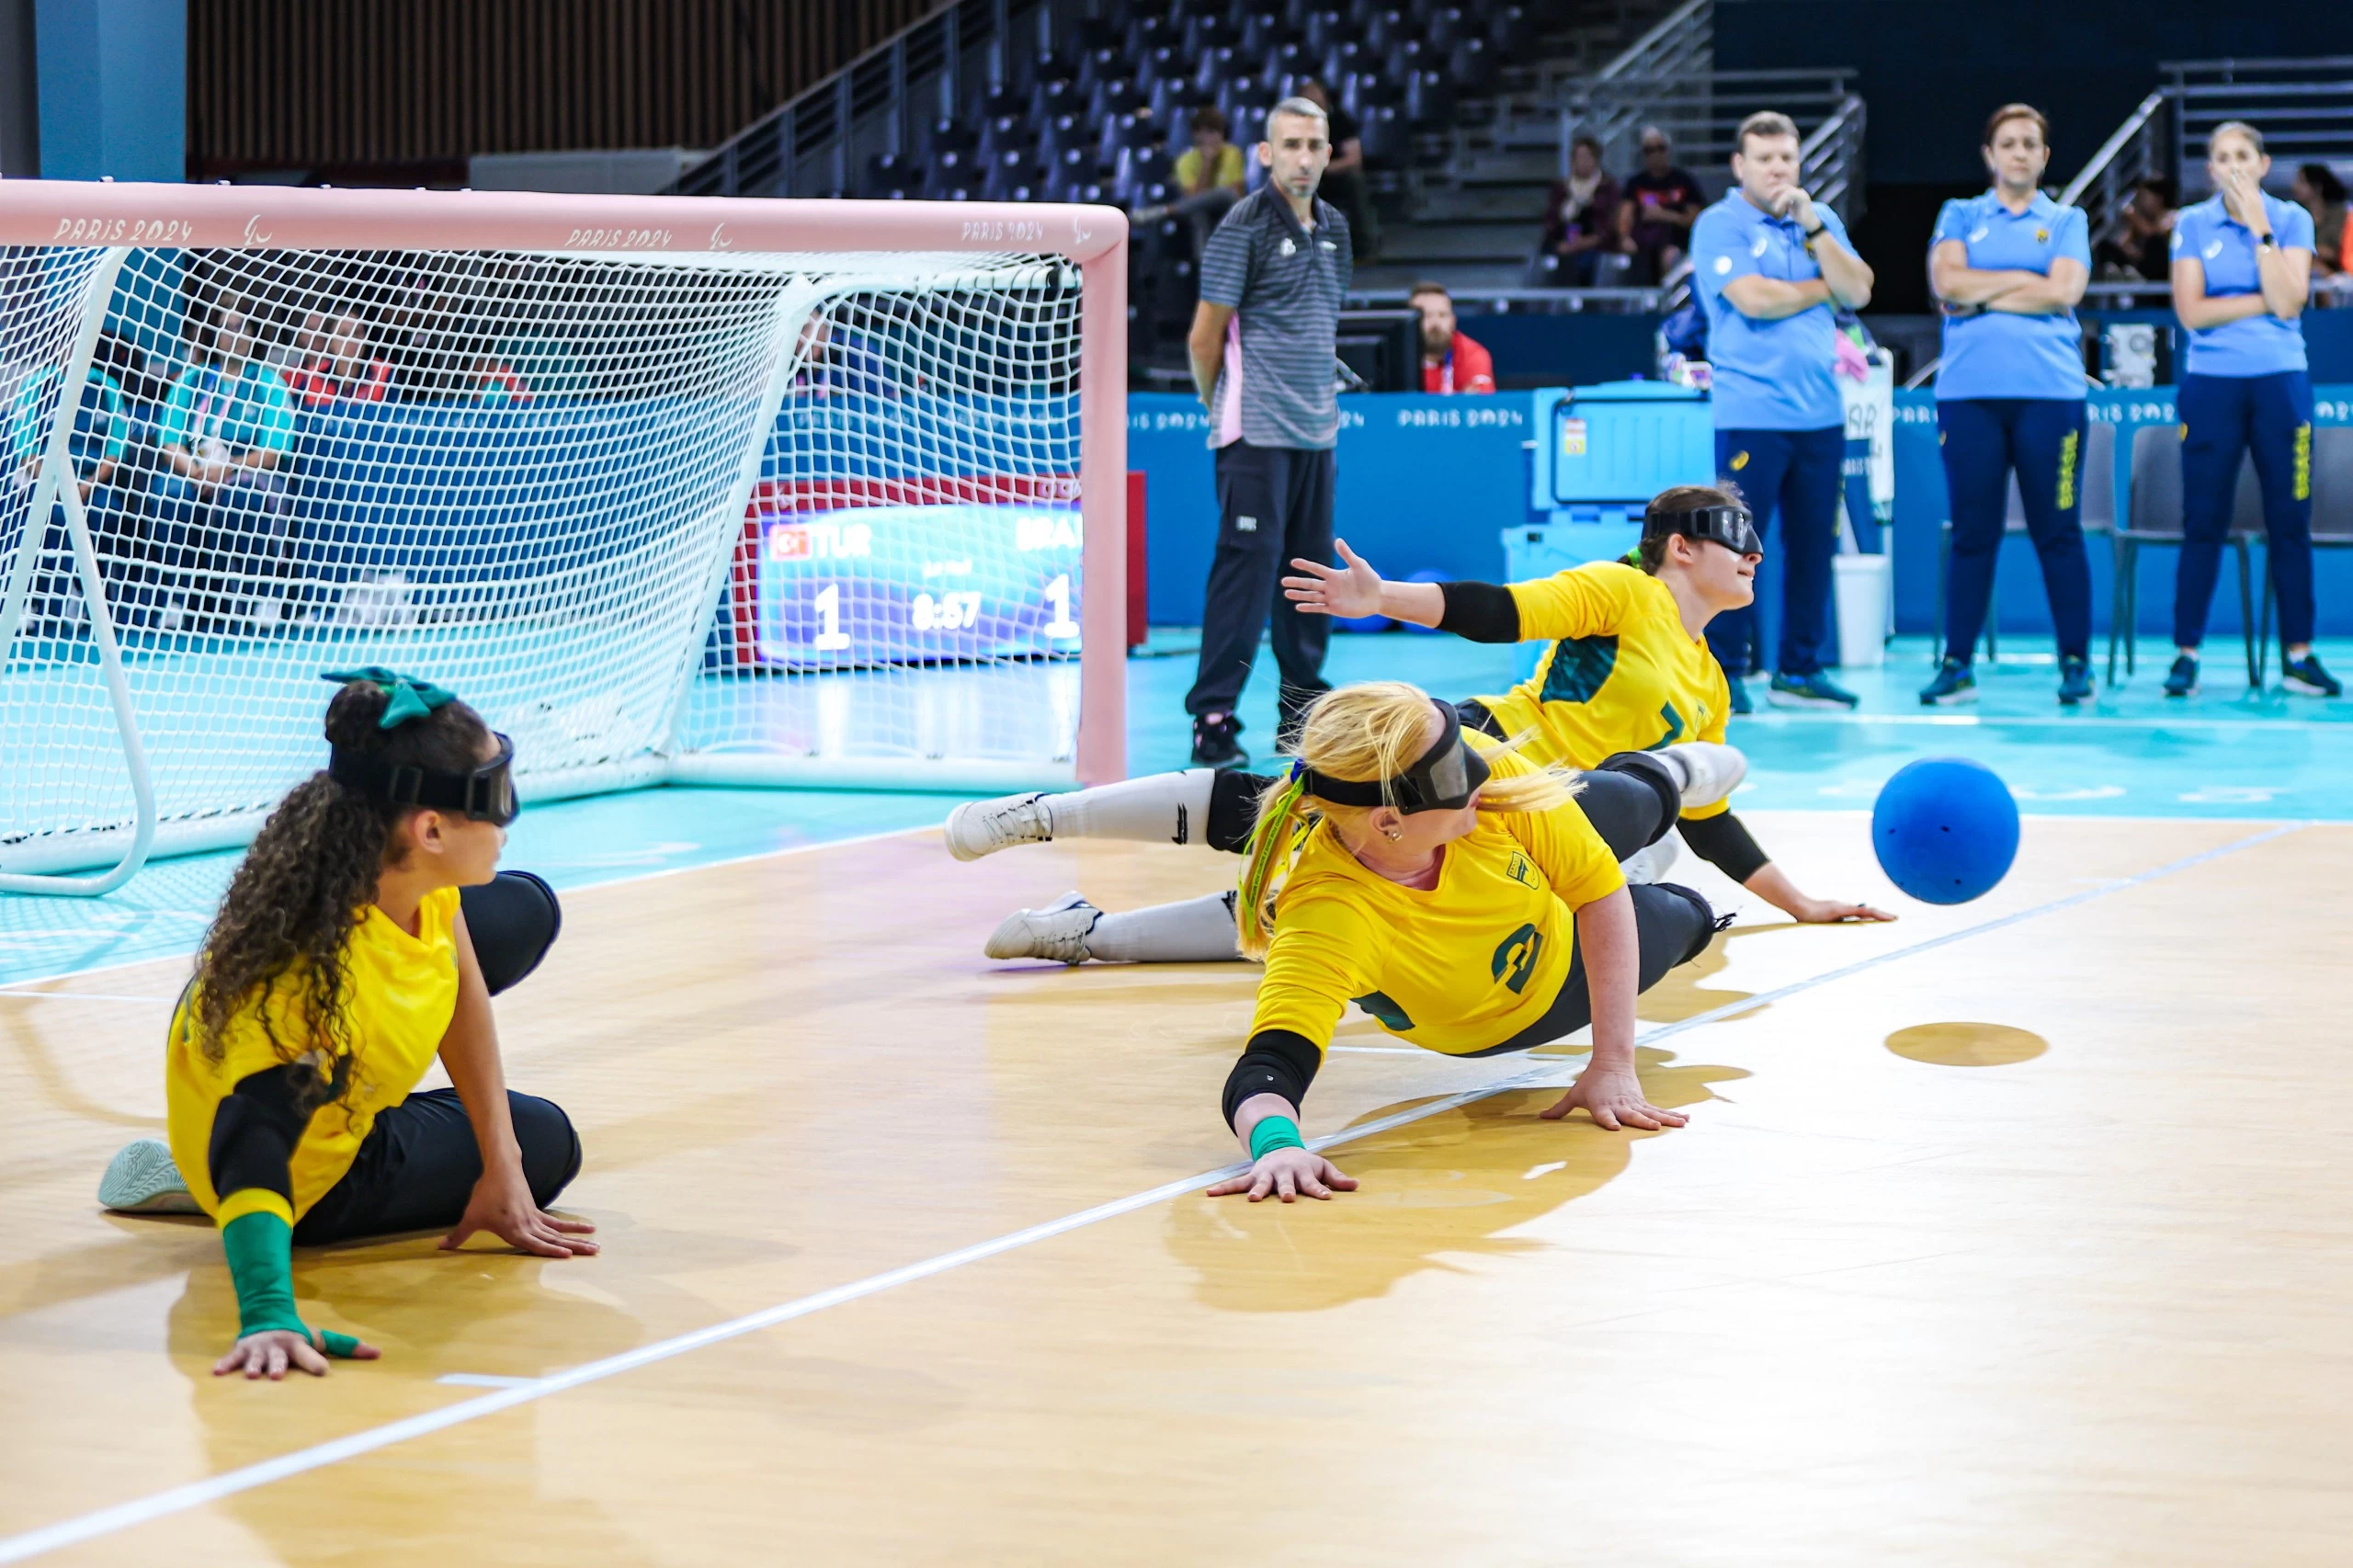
[1832,552,1892,669]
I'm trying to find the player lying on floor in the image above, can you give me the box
[95,668,594,1380]
[1203,681,1724,1202]
[949,484,1893,964]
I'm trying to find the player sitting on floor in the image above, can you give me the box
[95,667,594,1381]
[949,484,1893,964]
[1204,681,1724,1202]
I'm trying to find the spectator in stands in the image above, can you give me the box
[1619,128,1705,285]
[466,352,531,406]
[2093,177,2177,283]
[789,312,891,398]
[2291,163,2347,282]
[1408,282,1495,393]
[1689,109,1873,712]
[153,300,299,632]
[287,311,392,407]
[1296,81,1378,263]
[1185,95,1351,768]
[1141,106,1250,251]
[2165,120,2333,698]
[1537,136,1626,287]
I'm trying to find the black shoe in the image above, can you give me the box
[1725,675,1753,716]
[2282,652,2342,697]
[1190,712,1249,769]
[1918,658,1978,706]
[2162,653,2199,698]
[2057,655,2094,706]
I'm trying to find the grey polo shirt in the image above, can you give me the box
[1200,187,1353,451]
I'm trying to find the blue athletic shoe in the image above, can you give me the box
[2057,655,2094,705]
[1768,671,1860,710]
[2162,653,2199,698]
[1918,658,1978,706]
[2282,652,2342,698]
[1725,676,1753,716]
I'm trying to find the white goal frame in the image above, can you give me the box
[0,181,1128,894]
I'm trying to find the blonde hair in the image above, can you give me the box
[1234,681,1578,959]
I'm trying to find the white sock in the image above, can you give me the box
[1084,892,1245,962]
[1046,769,1221,846]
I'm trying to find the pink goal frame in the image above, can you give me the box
[0,179,1130,785]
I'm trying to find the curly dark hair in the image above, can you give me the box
[1632,483,1746,572]
[188,678,492,1104]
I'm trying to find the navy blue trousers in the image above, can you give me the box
[1938,398,2093,663]
[1705,426,1845,677]
[2176,370,2315,650]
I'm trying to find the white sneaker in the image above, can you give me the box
[1619,835,1680,885]
[1658,741,1746,810]
[944,792,1054,862]
[97,1138,201,1214]
[983,892,1100,963]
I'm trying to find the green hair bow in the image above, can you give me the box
[321,666,458,730]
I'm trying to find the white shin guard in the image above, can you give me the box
[1047,768,1222,846]
[1082,891,1246,962]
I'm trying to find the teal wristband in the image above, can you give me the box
[1248,1115,1305,1162]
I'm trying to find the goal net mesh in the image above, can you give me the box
[0,242,1088,881]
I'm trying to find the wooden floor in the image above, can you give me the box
[5,812,2351,1565]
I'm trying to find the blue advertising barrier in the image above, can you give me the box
[1889,386,2353,640]
[1129,392,1534,625]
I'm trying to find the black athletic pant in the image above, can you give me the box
[1467,759,1720,1056]
[1186,440,1336,736]
[290,870,579,1245]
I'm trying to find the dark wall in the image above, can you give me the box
[1718,0,2353,312]
[0,0,36,176]
[187,0,949,183]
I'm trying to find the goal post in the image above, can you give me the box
[0,182,1128,893]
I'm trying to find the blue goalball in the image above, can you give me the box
[1870,756,2020,905]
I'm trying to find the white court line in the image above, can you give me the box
[0,820,2304,1565]
[0,991,176,1005]
[435,1373,537,1390]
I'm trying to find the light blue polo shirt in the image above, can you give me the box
[1691,191,1850,431]
[1930,190,2091,401]
[2171,192,2314,378]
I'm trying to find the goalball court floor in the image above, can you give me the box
[3,635,2352,1565]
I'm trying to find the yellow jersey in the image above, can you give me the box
[1473,562,1734,820]
[165,886,462,1225]
[1249,781,1625,1059]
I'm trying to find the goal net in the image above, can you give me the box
[0,187,1127,893]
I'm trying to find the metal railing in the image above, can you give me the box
[1483,0,1711,149]
[669,0,1077,199]
[2165,56,2353,198]
[1552,70,1864,219]
[2059,90,2168,255]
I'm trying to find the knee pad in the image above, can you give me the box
[1654,881,1733,966]
[1595,751,1680,848]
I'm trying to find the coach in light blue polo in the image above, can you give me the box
[1919,103,2096,710]
[2162,119,2336,699]
[1691,109,1875,710]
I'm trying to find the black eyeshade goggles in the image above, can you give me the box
[1299,700,1492,814]
[329,733,520,827]
[1647,502,1763,559]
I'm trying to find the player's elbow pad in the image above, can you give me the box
[1222,1029,1324,1128]
[1435,581,1522,643]
[1678,811,1770,885]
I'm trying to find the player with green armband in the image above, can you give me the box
[95,668,593,1380]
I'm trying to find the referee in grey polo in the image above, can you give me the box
[1183,95,1352,768]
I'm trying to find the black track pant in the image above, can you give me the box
[1185,440,1336,734]
[291,871,579,1245]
